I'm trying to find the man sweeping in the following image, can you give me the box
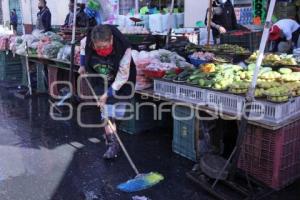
[80,25,136,159]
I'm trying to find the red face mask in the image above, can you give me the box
[94,45,113,57]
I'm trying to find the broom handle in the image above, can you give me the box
[83,76,140,175]
[25,42,32,95]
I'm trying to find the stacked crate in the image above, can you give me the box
[238,121,300,190]
[172,105,199,161]
[0,51,22,83]
[274,1,297,20]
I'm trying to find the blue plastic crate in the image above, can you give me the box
[172,105,198,161]
[188,55,208,68]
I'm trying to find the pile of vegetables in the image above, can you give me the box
[190,52,215,61]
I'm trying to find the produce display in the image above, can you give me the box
[58,27,86,42]
[201,44,251,55]
[189,51,231,65]
[265,86,290,103]
[159,60,300,103]
[42,41,64,58]
[132,49,192,88]
[229,81,250,94]
[190,52,215,61]
[185,64,242,90]
[247,51,298,66]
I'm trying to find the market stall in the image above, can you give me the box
[0,0,300,199]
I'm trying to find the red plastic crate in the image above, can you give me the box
[77,77,92,101]
[48,67,58,97]
[238,121,300,190]
[143,69,166,79]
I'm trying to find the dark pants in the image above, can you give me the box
[272,27,300,52]
[292,27,300,45]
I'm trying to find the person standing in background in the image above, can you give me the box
[10,9,18,35]
[64,0,96,28]
[64,0,77,27]
[205,0,238,43]
[36,0,52,32]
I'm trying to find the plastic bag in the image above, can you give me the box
[149,14,163,33]
[32,29,44,40]
[62,45,72,61]
[16,43,26,55]
[162,14,176,31]
[43,41,64,58]
[176,13,184,28]
[199,28,214,45]
[29,42,39,49]
[43,32,63,42]
[117,15,126,27]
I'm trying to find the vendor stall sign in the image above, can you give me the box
[253,0,267,25]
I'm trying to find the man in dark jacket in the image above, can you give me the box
[36,0,52,32]
[82,25,136,159]
[64,0,96,28]
[205,0,237,43]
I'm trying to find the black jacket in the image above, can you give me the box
[85,25,136,103]
[37,7,52,32]
[64,10,97,28]
[205,0,237,37]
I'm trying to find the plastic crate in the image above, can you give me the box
[143,69,166,78]
[118,95,159,134]
[0,51,21,65]
[125,34,149,44]
[206,90,244,115]
[154,79,178,99]
[188,56,209,68]
[177,84,206,105]
[172,105,198,161]
[48,66,59,96]
[238,121,300,190]
[77,77,92,101]
[154,79,207,104]
[0,62,22,82]
[247,97,300,124]
[220,31,262,52]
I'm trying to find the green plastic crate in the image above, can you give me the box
[0,63,22,82]
[36,63,47,93]
[0,51,22,82]
[172,105,199,161]
[118,95,160,134]
[0,51,21,65]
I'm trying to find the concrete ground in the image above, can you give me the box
[0,86,299,200]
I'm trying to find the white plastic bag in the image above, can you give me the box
[162,14,177,31]
[176,13,184,28]
[117,15,126,27]
[149,14,163,33]
[199,28,214,45]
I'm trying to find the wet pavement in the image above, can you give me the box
[0,86,299,200]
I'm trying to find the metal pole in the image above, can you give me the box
[247,0,276,99]
[69,0,78,95]
[25,42,32,95]
[135,0,139,14]
[207,0,213,45]
[210,0,277,188]
[165,0,175,48]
